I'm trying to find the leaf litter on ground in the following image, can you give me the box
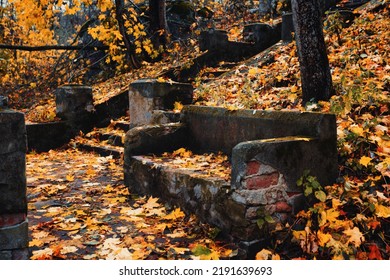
[26,148,239,260]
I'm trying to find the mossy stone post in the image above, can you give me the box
[128,79,193,128]
[0,101,29,260]
[55,84,95,133]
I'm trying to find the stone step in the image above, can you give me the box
[76,140,124,159]
[112,121,130,132]
[85,132,124,147]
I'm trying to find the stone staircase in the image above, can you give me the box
[35,0,375,159]
[74,117,129,159]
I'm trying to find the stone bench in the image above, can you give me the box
[124,105,338,248]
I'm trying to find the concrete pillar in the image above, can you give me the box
[55,84,95,133]
[0,101,29,260]
[128,79,193,128]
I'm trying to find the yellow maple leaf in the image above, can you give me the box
[359,156,372,167]
[248,67,261,76]
[29,239,44,247]
[343,227,364,247]
[200,250,220,260]
[163,208,185,220]
[157,77,166,83]
[66,174,75,182]
[174,101,183,112]
[292,230,306,240]
[375,204,390,218]
[319,208,340,227]
[317,230,332,247]
[350,125,364,136]
[143,196,160,209]
[291,85,299,93]
[172,148,193,158]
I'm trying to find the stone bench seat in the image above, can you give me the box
[124,105,338,245]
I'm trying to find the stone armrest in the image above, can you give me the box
[124,122,188,157]
[231,136,338,194]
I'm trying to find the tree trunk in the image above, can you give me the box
[291,0,333,103]
[115,0,141,69]
[149,0,169,48]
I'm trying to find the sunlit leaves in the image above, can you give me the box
[27,149,236,260]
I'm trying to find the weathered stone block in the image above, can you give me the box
[0,111,27,215]
[199,29,229,52]
[129,79,193,128]
[243,22,282,48]
[0,213,26,227]
[181,105,337,156]
[0,110,27,154]
[55,84,93,119]
[55,84,95,133]
[26,121,73,152]
[0,95,8,108]
[0,110,28,259]
[0,220,28,250]
[231,137,337,192]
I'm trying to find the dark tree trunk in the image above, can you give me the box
[291,0,333,103]
[115,0,141,68]
[149,0,169,48]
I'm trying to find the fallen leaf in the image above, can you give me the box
[343,227,364,247]
[375,204,390,218]
[317,230,332,247]
[359,156,372,167]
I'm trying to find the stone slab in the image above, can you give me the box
[26,121,73,152]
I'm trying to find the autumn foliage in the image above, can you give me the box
[1,1,389,259]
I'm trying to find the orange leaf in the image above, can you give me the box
[368,244,383,260]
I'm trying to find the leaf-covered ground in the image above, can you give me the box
[27,149,240,260]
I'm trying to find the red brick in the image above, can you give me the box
[275,201,292,213]
[246,161,261,176]
[246,172,279,190]
[0,213,26,227]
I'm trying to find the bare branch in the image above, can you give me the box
[0,44,108,51]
